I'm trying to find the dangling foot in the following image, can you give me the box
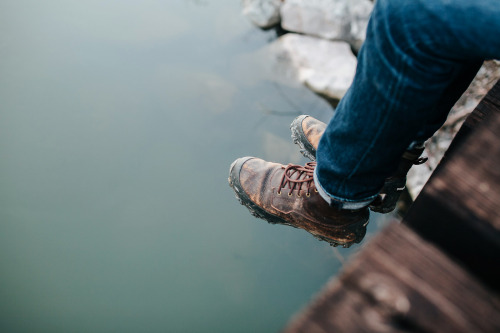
[290,115,326,161]
[228,157,369,247]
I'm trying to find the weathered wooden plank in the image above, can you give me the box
[405,82,500,291]
[283,224,500,333]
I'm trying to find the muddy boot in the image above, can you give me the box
[290,115,427,214]
[228,157,369,247]
[290,115,326,161]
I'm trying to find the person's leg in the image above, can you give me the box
[412,63,483,142]
[315,0,500,208]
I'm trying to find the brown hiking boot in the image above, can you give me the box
[228,157,369,247]
[290,115,326,161]
[290,115,427,213]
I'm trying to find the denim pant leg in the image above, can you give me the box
[315,0,500,209]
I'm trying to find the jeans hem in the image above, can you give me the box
[314,169,378,210]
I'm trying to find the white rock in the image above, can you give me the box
[281,0,348,40]
[280,0,373,51]
[270,34,357,100]
[242,0,282,29]
[347,0,373,51]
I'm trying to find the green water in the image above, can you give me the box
[0,1,388,332]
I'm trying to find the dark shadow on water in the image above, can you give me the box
[260,24,289,41]
[312,90,340,109]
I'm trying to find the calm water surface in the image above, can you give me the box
[0,1,388,332]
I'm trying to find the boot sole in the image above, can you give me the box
[290,115,317,161]
[228,157,367,248]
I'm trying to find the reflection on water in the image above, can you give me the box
[0,1,387,332]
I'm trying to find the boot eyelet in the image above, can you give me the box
[277,191,282,196]
[314,189,318,193]
[288,192,292,197]
[306,193,311,197]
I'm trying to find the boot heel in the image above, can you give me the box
[369,178,406,213]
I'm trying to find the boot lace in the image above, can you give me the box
[278,162,316,197]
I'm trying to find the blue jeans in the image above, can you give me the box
[315,0,500,209]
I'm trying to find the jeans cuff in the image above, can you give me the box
[313,168,377,210]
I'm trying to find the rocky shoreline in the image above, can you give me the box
[243,0,371,100]
[242,0,500,199]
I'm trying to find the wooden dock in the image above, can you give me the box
[283,81,500,332]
